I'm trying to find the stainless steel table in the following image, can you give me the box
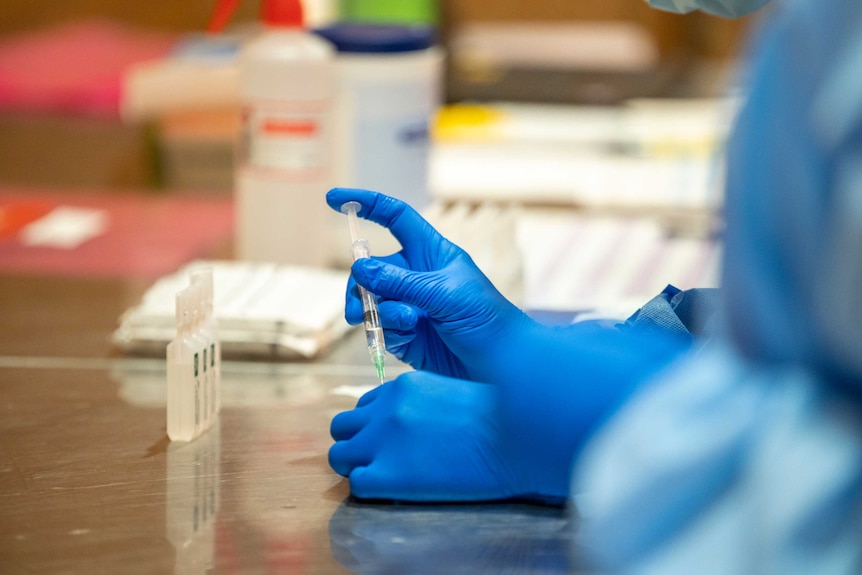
[0,274,578,574]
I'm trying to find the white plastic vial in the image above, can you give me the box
[192,268,220,417]
[166,291,183,441]
[236,1,336,266]
[167,290,196,442]
[166,268,224,443]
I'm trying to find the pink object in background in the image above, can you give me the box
[0,188,234,279]
[0,19,177,117]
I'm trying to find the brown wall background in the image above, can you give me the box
[0,0,255,35]
[440,0,756,60]
[0,0,755,60]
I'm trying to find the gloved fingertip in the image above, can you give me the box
[398,307,419,330]
[351,260,387,292]
[325,188,346,211]
[327,186,364,198]
[328,443,351,477]
[330,411,352,441]
[351,258,383,276]
[388,343,410,362]
[348,466,380,499]
[327,187,370,214]
[382,331,415,351]
[345,298,363,325]
[330,186,369,193]
[356,384,383,407]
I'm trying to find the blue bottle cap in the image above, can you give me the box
[313,23,435,53]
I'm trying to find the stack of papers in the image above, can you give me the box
[113,260,351,359]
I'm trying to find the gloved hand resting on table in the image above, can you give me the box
[327,189,694,502]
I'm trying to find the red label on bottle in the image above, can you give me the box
[261,119,318,136]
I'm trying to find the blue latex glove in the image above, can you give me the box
[326,188,531,381]
[329,324,691,502]
[329,371,523,501]
[327,189,692,501]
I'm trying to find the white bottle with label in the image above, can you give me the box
[235,0,336,266]
[314,24,443,264]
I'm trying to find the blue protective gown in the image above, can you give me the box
[574,0,862,572]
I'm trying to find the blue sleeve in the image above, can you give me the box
[623,285,721,343]
[521,285,721,456]
[571,0,862,571]
[573,345,862,574]
[485,288,710,501]
[646,0,771,18]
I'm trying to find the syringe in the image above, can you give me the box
[341,201,386,383]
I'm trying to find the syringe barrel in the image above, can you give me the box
[350,239,371,261]
[341,200,387,381]
[359,287,379,325]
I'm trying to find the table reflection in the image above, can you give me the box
[166,422,221,575]
[108,359,585,574]
[329,498,578,574]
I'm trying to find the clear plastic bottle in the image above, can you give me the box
[231,0,336,265]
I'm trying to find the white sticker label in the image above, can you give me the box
[240,102,330,174]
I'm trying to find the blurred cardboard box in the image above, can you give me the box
[442,0,754,103]
[0,112,154,189]
[155,109,237,193]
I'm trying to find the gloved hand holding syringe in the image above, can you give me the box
[341,201,386,382]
